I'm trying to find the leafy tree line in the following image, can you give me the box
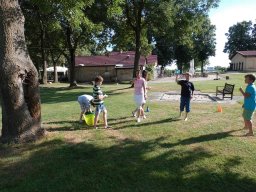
[224,20,256,59]
[0,0,218,143]
[21,0,218,83]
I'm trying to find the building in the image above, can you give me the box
[47,66,68,81]
[75,51,157,82]
[230,51,256,71]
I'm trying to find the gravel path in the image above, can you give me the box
[147,75,243,103]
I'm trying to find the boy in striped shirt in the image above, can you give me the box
[93,76,111,129]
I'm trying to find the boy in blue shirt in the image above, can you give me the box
[239,74,256,136]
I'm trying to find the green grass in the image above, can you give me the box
[1,73,256,192]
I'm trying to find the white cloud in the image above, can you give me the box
[209,5,256,67]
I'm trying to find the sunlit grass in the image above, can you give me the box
[0,73,256,192]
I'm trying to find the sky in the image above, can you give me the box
[208,0,256,67]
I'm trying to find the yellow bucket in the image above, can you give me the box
[83,113,95,126]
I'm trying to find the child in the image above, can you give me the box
[176,72,195,121]
[132,70,150,118]
[133,70,147,123]
[92,76,111,129]
[239,74,256,136]
[77,94,94,123]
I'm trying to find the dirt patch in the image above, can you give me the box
[162,92,214,103]
[148,91,241,104]
[104,129,128,141]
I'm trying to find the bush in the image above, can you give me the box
[145,64,155,80]
[164,69,174,77]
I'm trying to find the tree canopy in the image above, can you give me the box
[20,0,219,78]
[224,20,256,59]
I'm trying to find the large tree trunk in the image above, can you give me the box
[132,6,142,78]
[0,0,44,143]
[133,31,141,77]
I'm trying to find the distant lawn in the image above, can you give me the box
[1,73,256,192]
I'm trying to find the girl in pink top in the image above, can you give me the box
[133,70,146,123]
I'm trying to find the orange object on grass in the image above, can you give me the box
[217,105,223,112]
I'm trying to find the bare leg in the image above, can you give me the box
[246,120,253,135]
[103,110,108,128]
[132,108,137,117]
[179,111,182,118]
[94,113,100,129]
[184,112,188,121]
[141,107,146,119]
[243,118,248,129]
[79,111,84,123]
[137,106,142,122]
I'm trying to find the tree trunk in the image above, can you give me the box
[201,61,204,74]
[54,63,58,83]
[132,4,143,78]
[66,26,77,87]
[0,0,44,143]
[40,26,47,84]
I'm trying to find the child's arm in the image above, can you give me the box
[98,94,108,100]
[239,87,251,98]
[191,83,195,98]
[175,74,179,83]
[143,81,147,99]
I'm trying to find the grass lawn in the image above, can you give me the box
[0,73,256,192]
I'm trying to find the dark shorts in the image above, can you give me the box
[95,103,106,115]
[180,96,191,113]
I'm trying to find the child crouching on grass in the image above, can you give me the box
[239,74,256,136]
[92,76,111,129]
[77,94,94,123]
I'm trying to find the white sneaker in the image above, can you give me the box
[137,118,141,123]
[143,115,146,119]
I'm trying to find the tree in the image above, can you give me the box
[105,0,158,77]
[22,0,103,87]
[21,0,56,84]
[155,0,219,73]
[0,0,44,143]
[193,17,216,73]
[224,21,254,59]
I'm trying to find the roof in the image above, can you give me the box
[231,50,256,59]
[75,51,157,68]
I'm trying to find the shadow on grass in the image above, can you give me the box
[0,137,255,192]
[44,120,90,132]
[113,116,181,130]
[40,86,125,104]
[40,86,92,104]
[160,130,239,148]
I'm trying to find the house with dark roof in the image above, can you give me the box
[75,51,157,82]
[230,51,256,71]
